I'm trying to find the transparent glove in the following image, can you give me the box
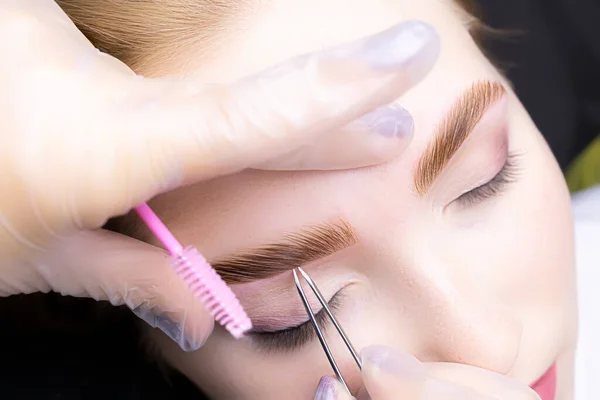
[0,0,439,351]
[314,346,541,400]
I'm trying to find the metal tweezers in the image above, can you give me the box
[293,267,362,394]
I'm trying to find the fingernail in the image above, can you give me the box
[131,306,201,352]
[323,20,439,73]
[314,376,339,400]
[361,345,424,378]
[356,386,371,400]
[361,103,414,138]
[363,20,439,71]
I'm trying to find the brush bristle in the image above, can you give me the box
[172,246,252,338]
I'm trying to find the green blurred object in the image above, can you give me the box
[566,136,600,193]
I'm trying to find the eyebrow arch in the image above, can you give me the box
[414,80,506,196]
[212,220,357,284]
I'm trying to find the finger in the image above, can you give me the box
[36,229,214,351]
[98,20,439,215]
[360,346,490,400]
[314,376,355,400]
[254,102,415,171]
[424,363,541,400]
[360,345,427,400]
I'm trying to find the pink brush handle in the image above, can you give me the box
[134,203,183,255]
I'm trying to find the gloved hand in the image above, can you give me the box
[314,346,541,400]
[0,0,439,351]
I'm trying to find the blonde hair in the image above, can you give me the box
[56,0,248,75]
[69,0,488,280]
[57,0,483,75]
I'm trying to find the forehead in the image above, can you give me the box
[149,0,502,259]
[179,0,496,154]
[186,0,472,82]
[179,0,495,149]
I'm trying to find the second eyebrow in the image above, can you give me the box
[414,80,507,196]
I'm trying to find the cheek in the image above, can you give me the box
[447,141,575,311]
[167,329,356,399]
[494,99,575,304]
[502,156,573,304]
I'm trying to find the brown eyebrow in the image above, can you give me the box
[414,80,506,196]
[212,220,357,284]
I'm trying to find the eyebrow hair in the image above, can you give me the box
[212,220,357,284]
[414,80,506,196]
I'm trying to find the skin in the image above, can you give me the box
[138,0,577,398]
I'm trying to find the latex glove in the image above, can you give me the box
[0,0,439,351]
[314,346,541,400]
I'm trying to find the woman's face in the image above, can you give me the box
[143,0,577,398]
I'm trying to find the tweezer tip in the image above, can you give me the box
[297,267,311,280]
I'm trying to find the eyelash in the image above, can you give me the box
[249,291,343,353]
[453,153,520,207]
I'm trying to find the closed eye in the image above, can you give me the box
[248,291,343,353]
[454,153,520,207]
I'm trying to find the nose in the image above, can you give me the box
[412,285,521,374]
[399,254,522,375]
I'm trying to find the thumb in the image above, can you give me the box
[33,230,214,351]
[314,376,355,400]
[102,20,439,213]
[423,363,542,399]
[360,346,427,400]
[311,348,428,400]
[360,346,541,400]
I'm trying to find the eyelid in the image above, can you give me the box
[453,152,520,207]
[248,290,344,353]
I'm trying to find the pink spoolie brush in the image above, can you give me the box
[134,203,252,339]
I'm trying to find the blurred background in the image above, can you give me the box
[1,0,599,398]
